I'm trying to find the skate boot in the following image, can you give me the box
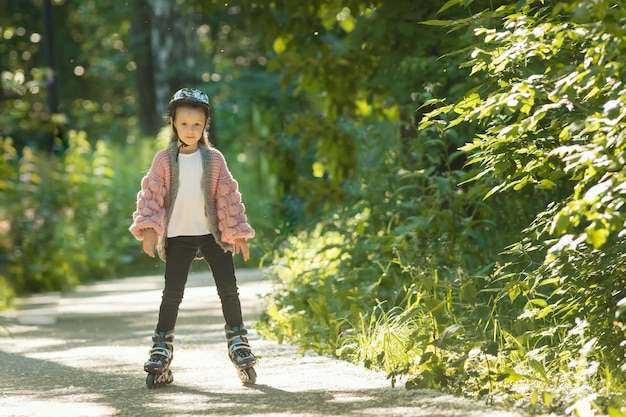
[144,330,174,389]
[225,324,257,384]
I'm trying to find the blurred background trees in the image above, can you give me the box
[2,0,625,415]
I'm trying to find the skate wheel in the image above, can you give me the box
[146,370,173,389]
[165,369,174,384]
[146,373,156,389]
[239,367,257,384]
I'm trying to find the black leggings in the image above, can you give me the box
[156,234,242,332]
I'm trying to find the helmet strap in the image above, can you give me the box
[174,122,190,162]
[173,125,190,149]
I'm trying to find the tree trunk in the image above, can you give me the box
[130,0,159,137]
[147,0,199,119]
[42,0,65,152]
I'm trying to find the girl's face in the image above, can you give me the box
[171,106,207,148]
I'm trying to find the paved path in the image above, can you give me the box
[0,270,525,417]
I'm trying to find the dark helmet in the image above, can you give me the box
[167,88,211,118]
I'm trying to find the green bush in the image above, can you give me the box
[258,110,626,415]
[0,132,160,303]
[414,0,626,413]
[257,116,520,362]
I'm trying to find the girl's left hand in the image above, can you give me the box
[235,238,250,261]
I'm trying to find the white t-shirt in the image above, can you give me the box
[167,150,211,238]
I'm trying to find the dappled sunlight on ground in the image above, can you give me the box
[0,270,525,417]
[1,399,117,417]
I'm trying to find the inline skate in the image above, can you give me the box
[144,331,174,389]
[225,324,257,384]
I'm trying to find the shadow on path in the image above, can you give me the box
[0,270,524,417]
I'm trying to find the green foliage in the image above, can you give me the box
[236,0,478,219]
[430,0,626,358]
[257,1,626,415]
[0,132,160,298]
[414,0,626,413]
[256,115,513,379]
[1,0,142,147]
[253,3,594,399]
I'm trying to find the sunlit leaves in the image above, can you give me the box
[336,7,356,33]
[312,161,325,178]
[421,1,626,409]
[0,133,157,294]
[429,0,626,254]
[273,36,287,54]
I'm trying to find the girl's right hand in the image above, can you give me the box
[142,229,158,258]
[234,238,250,262]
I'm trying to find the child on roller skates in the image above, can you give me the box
[129,87,258,388]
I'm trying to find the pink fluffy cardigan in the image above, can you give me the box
[129,143,255,260]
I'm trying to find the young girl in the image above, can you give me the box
[129,87,257,387]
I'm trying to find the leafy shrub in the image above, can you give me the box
[414,0,626,413]
[0,132,160,302]
[256,116,532,379]
[259,7,626,405]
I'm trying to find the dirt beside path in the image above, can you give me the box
[0,270,526,417]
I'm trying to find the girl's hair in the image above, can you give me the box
[168,102,212,147]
